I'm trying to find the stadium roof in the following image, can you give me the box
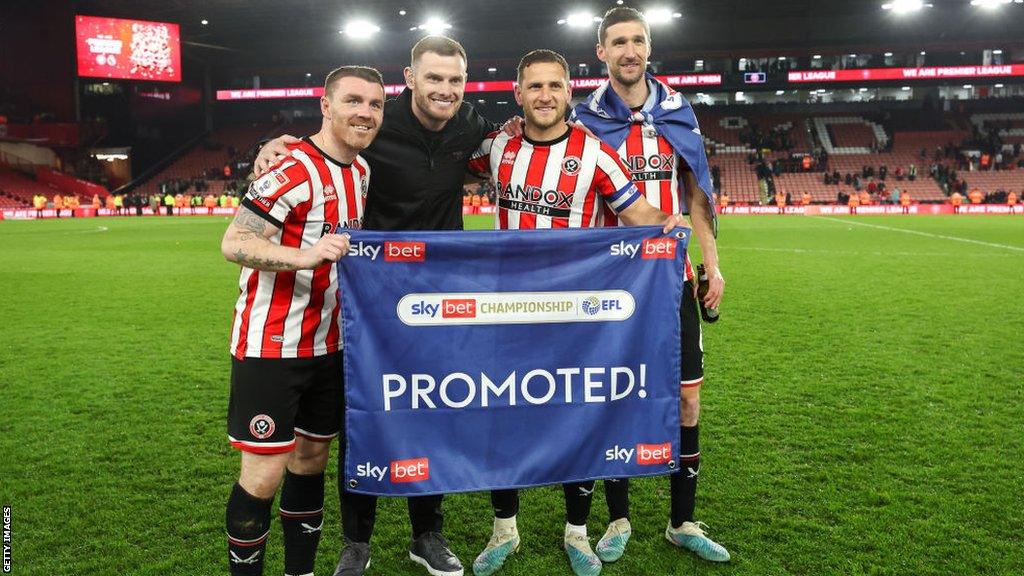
[73,0,1024,72]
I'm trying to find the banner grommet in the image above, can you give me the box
[667,460,677,470]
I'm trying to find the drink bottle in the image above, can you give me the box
[696,264,719,323]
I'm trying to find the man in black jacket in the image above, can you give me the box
[255,36,506,576]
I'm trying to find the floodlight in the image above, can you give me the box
[563,12,595,27]
[970,0,1011,7]
[417,18,452,34]
[342,19,381,39]
[644,8,675,24]
[882,0,924,13]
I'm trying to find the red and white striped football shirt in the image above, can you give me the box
[230,137,368,359]
[604,116,695,280]
[467,125,641,230]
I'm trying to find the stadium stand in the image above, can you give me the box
[697,112,808,153]
[814,116,889,153]
[0,166,55,206]
[970,113,1024,147]
[960,170,1024,196]
[134,120,321,197]
[708,153,763,203]
[136,123,277,196]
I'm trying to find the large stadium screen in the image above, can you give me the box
[76,15,182,82]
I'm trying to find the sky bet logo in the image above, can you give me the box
[411,299,477,319]
[609,238,677,260]
[605,442,673,465]
[356,457,430,483]
[347,241,426,262]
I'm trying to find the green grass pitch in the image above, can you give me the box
[1,213,1022,575]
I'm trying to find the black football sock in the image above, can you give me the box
[226,482,273,576]
[563,481,595,526]
[670,425,700,528]
[604,478,630,522]
[279,471,324,576]
[491,489,520,519]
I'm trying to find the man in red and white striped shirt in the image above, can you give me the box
[467,122,639,229]
[219,66,382,576]
[467,49,687,576]
[575,7,729,567]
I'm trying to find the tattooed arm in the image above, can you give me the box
[220,206,351,271]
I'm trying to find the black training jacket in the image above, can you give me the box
[361,88,499,231]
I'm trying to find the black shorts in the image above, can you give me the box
[680,279,704,387]
[227,351,343,454]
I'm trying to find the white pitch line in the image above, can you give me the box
[809,216,1024,253]
[57,225,109,235]
[729,246,989,258]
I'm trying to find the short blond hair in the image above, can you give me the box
[410,36,467,66]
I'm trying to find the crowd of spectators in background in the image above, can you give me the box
[739,122,794,152]
[31,190,242,217]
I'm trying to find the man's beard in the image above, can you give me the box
[612,62,646,87]
[526,107,566,131]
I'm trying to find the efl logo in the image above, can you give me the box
[636,442,672,465]
[390,457,430,483]
[442,299,476,318]
[384,241,426,262]
[581,296,624,316]
[640,238,676,260]
[272,169,289,185]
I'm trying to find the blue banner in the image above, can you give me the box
[338,226,688,496]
